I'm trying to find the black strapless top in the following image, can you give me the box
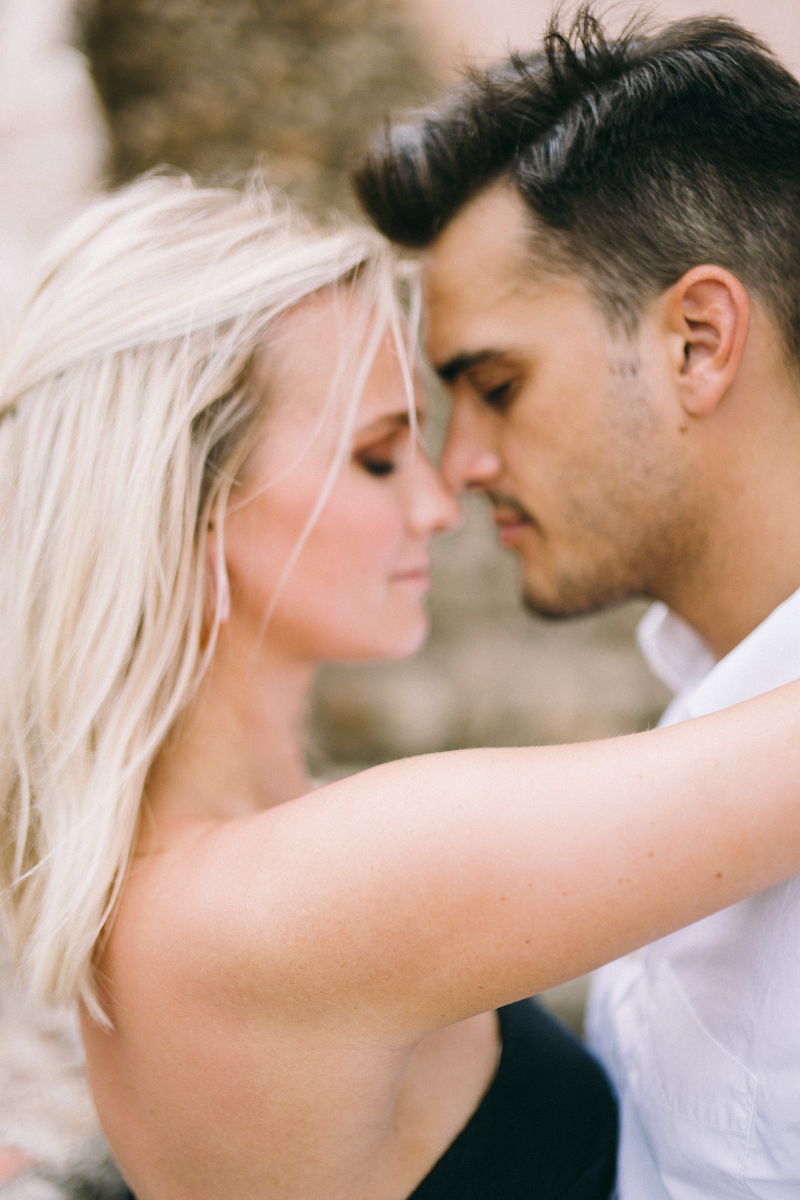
[122,998,616,1200]
[408,998,617,1200]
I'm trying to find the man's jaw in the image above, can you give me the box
[486,490,632,617]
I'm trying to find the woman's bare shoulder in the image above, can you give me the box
[107,807,321,1016]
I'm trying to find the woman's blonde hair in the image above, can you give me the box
[0,175,413,1022]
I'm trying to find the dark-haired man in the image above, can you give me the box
[355,11,800,1199]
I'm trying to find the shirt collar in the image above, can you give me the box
[637,586,800,723]
[636,601,716,696]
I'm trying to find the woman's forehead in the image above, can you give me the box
[257,290,420,421]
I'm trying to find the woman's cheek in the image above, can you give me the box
[341,485,405,561]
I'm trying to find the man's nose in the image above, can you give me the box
[441,397,502,493]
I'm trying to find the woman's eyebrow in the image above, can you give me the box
[354,411,418,438]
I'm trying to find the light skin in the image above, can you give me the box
[79,291,800,1200]
[428,183,800,659]
[143,294,461,824]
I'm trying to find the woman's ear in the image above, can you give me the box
[205,521,231,633]
[664,265,750,417]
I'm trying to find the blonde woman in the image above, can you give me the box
[1,176,800,1200]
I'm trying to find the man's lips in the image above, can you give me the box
[491,504,533,545]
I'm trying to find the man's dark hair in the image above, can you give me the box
[353,7,800,360]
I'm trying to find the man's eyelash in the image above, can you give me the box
[483,382,513,408]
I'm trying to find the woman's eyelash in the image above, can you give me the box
[360,457,396,477]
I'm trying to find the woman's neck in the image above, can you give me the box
[142,627,314,846]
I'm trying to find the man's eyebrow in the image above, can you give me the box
[436,349,505,384]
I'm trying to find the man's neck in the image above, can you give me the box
[664,580,799,666]
[633,290,800,661]
[660,458,800,661]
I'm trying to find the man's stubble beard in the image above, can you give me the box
[517,488,711,622]
[514,382,708,621]
[520,548,657,621]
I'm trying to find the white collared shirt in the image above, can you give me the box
[586,590,800,1200]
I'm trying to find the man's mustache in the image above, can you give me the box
[485,491,537,527]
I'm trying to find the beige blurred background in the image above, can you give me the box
[1,0,798,1192]
[408,0,800,78]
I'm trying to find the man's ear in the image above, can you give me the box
[663,265,750,417]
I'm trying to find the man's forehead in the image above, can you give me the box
[424,182,533,309]
[423,186,587,370]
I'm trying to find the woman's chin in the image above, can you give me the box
[383,610,431,660]
[336,614,430,663]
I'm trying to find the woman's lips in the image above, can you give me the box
[390,564,432,588]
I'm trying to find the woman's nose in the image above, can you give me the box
[411,450,462,535]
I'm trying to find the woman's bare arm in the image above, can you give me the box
[137,678,800,1041]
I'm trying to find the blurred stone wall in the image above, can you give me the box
[81,0,436,213]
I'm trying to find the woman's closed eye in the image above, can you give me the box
[359,455,396,477]
[354,423,411,479]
